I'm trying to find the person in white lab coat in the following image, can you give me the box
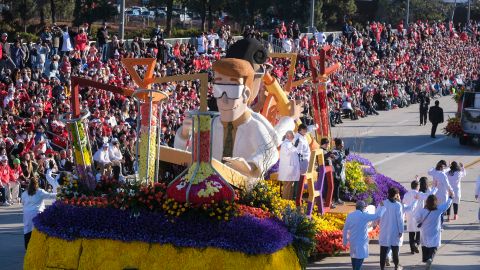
[428,160,453,224]
[343,200,386,270]
[415,192,453,269]
[293,124,310,174]
[402,179,438,254]
[278,131,300,200]
[379,187,417,270]
[445,161,466,221]
[21,177,56,249]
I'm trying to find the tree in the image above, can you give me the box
[272,0,324,31]
[224,0,273,28]
[186,0,225,32]
[322,0,357,29]
[73,0,117,27]
[376,0,449,25]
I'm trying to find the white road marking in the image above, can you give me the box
[373,137,448,166]
[398,119,409,124]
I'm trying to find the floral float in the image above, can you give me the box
[443,117,464,138]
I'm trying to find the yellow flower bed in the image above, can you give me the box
[312,212,347,232]
[25,230,301,270]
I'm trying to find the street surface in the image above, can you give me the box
[309,95,480,269]
[0,96,478,270]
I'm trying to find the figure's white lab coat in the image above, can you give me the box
[21,189,56,234]
[343,207,386,259]
[446,168,466,204]
[379,199,417,247]
[250,110,295,147]
[402,188,437,232]
[174,114,278,181]
[428,168,453,205]
[415,198,453,247]
[277,139,300,182]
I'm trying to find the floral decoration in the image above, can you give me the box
[33,202,293,255]
[443,116,464,137]
[25,230,301,270]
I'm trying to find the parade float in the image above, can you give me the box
[24,41,406,270]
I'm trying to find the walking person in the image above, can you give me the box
[343,200,386,270]
[402,179,438,254]
[418,91,430,126]
[379,187,418,270]
[428,100,444,138]
[278,131,300,200]
[428,160,453,225]
[445,161,466,221]
[21,177,56,249]
[415,192,454,269]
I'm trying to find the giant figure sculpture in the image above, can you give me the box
[175,58,278,183]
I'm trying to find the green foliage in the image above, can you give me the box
[322,0,357,28]
[14,32,39,42]
[376,0,450,24]
[73,0,117,26]
[281,206,317,270]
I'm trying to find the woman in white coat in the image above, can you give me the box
[343,200,385,270]
[445,161,466,221]
[415,193,453,269]
[428,160,453,224]
[278,131,300,200]
[379,187,417,270]
[21,177,56,249]
[403,178,438,254]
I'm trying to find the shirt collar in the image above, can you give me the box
[221,110,251,128]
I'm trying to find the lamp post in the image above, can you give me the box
[406,0,410,27]
[310,0,315,33]
[119,0,125,41]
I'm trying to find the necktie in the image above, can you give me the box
[223,122,234,158]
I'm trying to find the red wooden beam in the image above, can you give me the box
[70,76,135,118]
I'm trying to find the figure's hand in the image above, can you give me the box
[288,100,302,120]
[180,117,192,139]
[398,233,402,238]
[222,157,256,177]
[448,190,454,198]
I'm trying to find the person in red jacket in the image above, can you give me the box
[0,155,13,206]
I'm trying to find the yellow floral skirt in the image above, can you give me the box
[24,230,300,270]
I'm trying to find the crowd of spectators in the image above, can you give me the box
[271,20,480,126]
[0,19,479,206]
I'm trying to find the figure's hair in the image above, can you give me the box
[411,180,419,190]
[425,194,438,211]
[388,187,399,201]
[27,177,39,196]
[419,177,428,193]
[212,58,254,99]
[449,161,460,176]
[320,138,329,145]
[298,124,307,132]
[435,160,447,170]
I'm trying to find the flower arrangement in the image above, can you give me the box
[281,206,317,269]
[453,87,464,103]
[315,230,348,256]
[34,202,294,255]
[443,117,463,137]
[344,162,370,194]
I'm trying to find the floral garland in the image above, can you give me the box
[33,202,293,255]
[25,230,300,270]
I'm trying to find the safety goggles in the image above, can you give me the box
[212,84,245,99]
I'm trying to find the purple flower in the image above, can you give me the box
[34,202,293,255]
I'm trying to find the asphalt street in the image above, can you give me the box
[309,95,480,269]
[0,96,478,270]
